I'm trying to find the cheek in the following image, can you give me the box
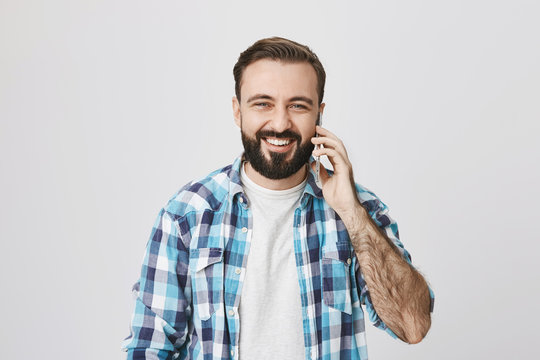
[239,113,265,132]
[241,123,261,136]
[300,124,316,140]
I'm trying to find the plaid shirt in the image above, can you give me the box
[122,154,434,359]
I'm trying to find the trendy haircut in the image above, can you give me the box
[233,37,326,105]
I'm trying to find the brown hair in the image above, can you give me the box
[233,37,326,105]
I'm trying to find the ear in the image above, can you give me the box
[232,96,241,128]
[319,102,326,115]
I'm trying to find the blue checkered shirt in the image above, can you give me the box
[122,155,434,359]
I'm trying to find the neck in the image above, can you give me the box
[244,162,307,190]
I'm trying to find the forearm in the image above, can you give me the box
[341,203,431,344]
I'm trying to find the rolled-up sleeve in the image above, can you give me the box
[122,209,191,359]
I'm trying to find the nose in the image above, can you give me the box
[268,106,292,133]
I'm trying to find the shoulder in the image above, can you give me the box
[163,163,234,218]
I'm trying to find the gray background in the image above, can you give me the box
[1,0,539,359]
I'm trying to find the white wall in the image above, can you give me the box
[1,1,538,358]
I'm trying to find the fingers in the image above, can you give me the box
[311,136,347,156]
[313,146,350,170]
[311,126,349,157]
[312,126,350,164]
[314,125,339,140]
[311,135,339,148]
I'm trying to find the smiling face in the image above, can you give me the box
[232,59,324,182]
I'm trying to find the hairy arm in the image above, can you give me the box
[311,125,432,343]
[341,204,431,344]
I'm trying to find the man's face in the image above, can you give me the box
[232,59,323,180]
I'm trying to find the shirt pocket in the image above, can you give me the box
[189,247,224,321]
[321,243,353,315]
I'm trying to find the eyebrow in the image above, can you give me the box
[289,96,314,106]
[246,94,314,106]
[247,94,274,103]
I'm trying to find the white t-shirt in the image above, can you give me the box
[238,162,306,360]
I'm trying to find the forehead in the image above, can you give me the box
[240,59,318,101]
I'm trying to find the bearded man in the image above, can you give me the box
[122,37,434,360]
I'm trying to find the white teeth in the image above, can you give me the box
[266,138,291,146]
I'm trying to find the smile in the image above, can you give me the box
[265,138,292,146]
[262,137,296,153]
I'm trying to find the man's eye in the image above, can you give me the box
[290,104,306,109]
[255,103,269,107]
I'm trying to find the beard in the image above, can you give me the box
[241,127,314,180]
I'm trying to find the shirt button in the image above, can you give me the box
[230,350,235,357]
[228,309,235,316]
[235,268,242,275]
[241,227,247,233]
[347,258,352,265]
[239,197,243,203]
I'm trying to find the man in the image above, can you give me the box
[122,37,434,360]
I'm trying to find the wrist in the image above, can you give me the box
[339,201,370,235]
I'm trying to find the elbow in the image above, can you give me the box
[402,281,433,344]
[401,312,431,344]
[404,314,431,344]
[406,333,426,345]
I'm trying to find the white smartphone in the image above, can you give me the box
[315,112,322,184]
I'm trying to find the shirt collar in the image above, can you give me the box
[226,153,324,207]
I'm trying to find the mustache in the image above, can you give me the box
[255,129,302,143]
